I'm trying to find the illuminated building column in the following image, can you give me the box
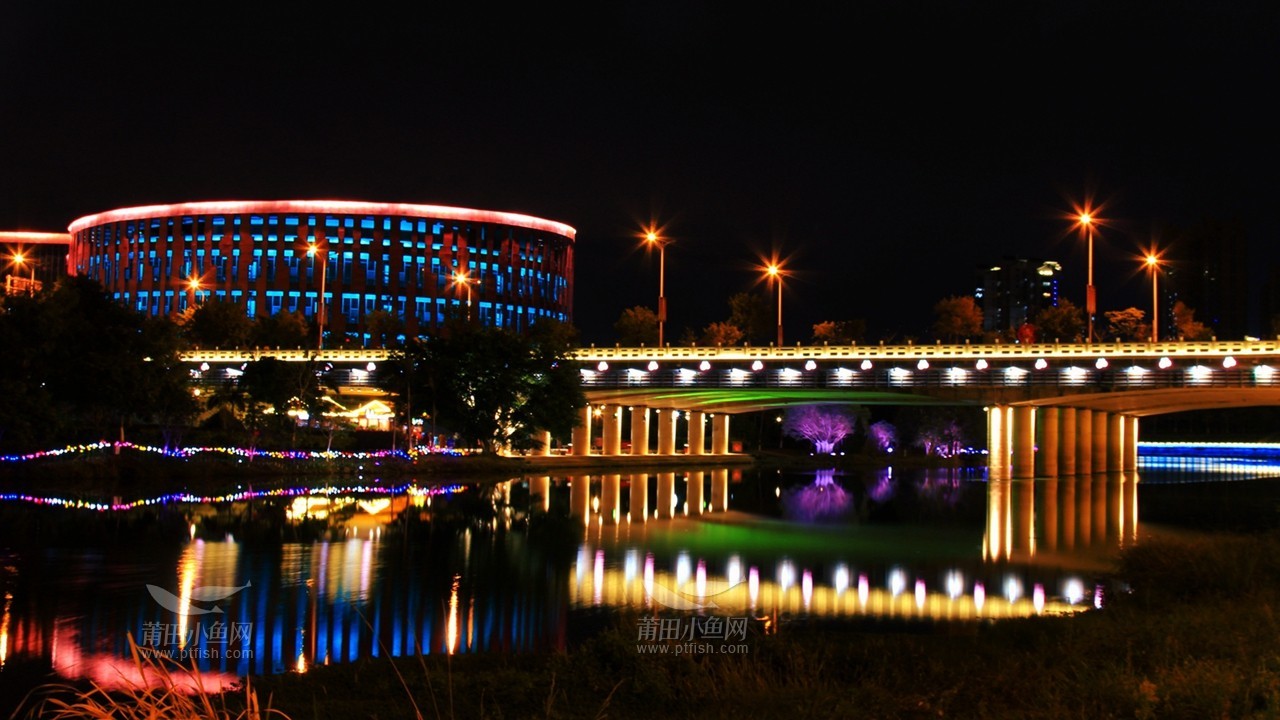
[1037,407,1059,478]
[656,410,677,455]
[534,430,552,456]
[1106,414,1124,472]
[986,405,1011,479]
[569,474,591,526]
[602,405,623,456]
[711,414,731,454]
[688,411,707,455]
[1075,409,1093,475]
[657,472,677,519]
[601,474,621,524]
[572,405,593,457]
[710,468,729,511]
[1012,406,1036,479]
[1092,411,1108,473]
[1058,407,1077,476]
[529,476,551,513]
[1124,415,1139,471]
[687,471,705,515]
[629,407,650,455]
[629,473,648,522]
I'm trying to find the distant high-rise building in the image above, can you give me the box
[975,257,1061,333]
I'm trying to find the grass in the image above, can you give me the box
[16,530,1280,719]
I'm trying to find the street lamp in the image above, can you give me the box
[1078,212,1097,343]
[307,241,328,350]
[187,275,202,307]
[645,230,669,347]
[453,270,475,321]
[765,263,784,347]
[1145,252,1161,342]
[11,252,36,295]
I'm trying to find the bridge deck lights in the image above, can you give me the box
[976,358,988,370]
[751,360,764,371]
[1034,358,1048,370]
[860,359,873,370]
[1158,357,1173,369]
[698,360,711,371]
[646,360,659,371]
[1095,358,1109,370]
[1223,356,1237,369]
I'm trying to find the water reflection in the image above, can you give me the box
[0,463,1258,701]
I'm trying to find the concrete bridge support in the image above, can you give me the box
[688,411,707,455]
[657,410,677,455]
[1076,409,1093,475]
[1125,416,1139,471]
[1107,414,1124,472]
[711,414,731,454]
[569,474,591,525]
[572,405,593,456]
[1012,406,1036,479]
[603,405,623,455]
[1036,408,1059,478]
[986,405,1011,479]
[1092,412,1108,473]
[629,407,650,455]
[533,430,552,456]
[1058,407,1077,476]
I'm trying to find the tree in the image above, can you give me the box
[727,292,772,344]
[1173,300,1213,340]
[389,319,586,454]
[698,321,744,347]
[812,319,866,345]
[364,308,405,348]
[1105,307,1148,342]
[251,310,311,349]
[614,306,658,345]
[182,300,253,348]
[867,420,897,454]
[931,295,983,342]
[1032,299,1086,343]
[781,405,864,454]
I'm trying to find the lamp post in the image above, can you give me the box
[187,276,202,307]
[308,242,327,350]
[1079,212,1096,343]
[12,252,35,295]
[1145,253,1160,343]
[645,230,668,347]
[766,263,783,347]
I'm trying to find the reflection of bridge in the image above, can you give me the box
[182,340,1280,478]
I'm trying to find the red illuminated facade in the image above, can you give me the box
[66,201,576,343]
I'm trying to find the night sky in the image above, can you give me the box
[2,2,1277,344]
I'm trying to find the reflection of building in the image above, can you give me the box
[0,231,70,296]
[976,257,1062,335]
[59,200,575,344]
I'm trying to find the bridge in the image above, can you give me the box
[181,339,1280,479]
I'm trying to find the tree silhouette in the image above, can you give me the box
[931,296,983,342]
[614,306,658,345]
[1032,299,1085,343]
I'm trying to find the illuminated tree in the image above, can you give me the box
[1173,300,1213,340]
[781,405,863,454]
[1104,307,1148,342]
[867,420,897,454]
[614,306,658,346]
[1032,299,1085,342]
[811,319,866,345]
[931,295,983,342]
[699,321,744,347]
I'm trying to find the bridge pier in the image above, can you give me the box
[1125,416,1139,470]
[1013,406,1035,479]
[657,472,677,518]
[603,405,623,455]
[687,471,705,515]
[1058,407,1076,476]
[657,410,677,455]
[601,474,622,524]
[688,411,706,455]
[629,407,650,455]
[710,468,729,511]
[1107,414,1124,472]
[990,405,1140,479]
[1036,408,1059,478]
[1092,411,1108,474]
[572,405,593,456]
[711,414,731,454]
[1075,409,1092,475]
[986,405,1011,479]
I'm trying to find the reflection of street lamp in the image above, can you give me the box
[452,270,475,321]
[645,230,669,347]
[765,263,784,347]
[1145,252,1161,342]
[1078,212,1097,343]
[307,241,328,350]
